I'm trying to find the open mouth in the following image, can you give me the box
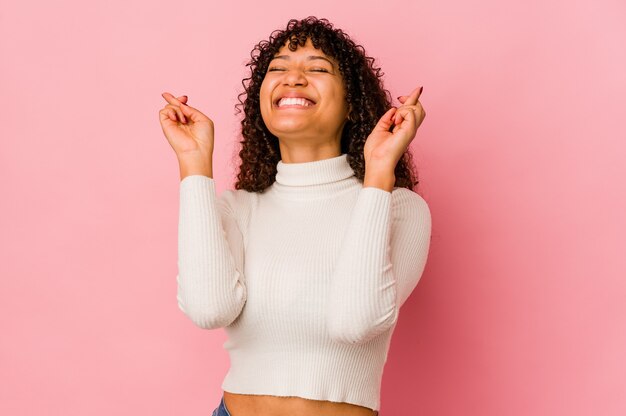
[274,97,317,108]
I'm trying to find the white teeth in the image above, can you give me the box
[278,97,314,107]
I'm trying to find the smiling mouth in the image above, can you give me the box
[274,97,317,109]
[275,103,316,110]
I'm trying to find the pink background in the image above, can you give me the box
[1,1,625,415]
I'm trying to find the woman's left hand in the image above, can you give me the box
[363,86,426,173]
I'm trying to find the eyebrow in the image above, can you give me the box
[271,55,335,68]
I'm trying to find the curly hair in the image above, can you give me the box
[232,16,420,193]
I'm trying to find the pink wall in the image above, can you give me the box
[1,1,624,415]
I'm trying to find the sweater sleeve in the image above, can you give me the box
[176,175,247,330]
[325,186,432,345]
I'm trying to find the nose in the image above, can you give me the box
[282,68,308,87]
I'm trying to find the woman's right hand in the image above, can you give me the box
[159,92,215,160]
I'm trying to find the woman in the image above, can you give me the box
[159,16,431,416]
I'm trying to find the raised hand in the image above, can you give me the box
[159,92,215,159]
[363,86,426,174]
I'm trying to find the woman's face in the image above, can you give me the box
[259,38,350,144]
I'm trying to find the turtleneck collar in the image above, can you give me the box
[275,153,355,186]
[269,153,361,200]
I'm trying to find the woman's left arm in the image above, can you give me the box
[326,85,430,344]
[325,186,432,344]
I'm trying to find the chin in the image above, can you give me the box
[270,119,310,131]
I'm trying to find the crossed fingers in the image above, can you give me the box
[393,86,425,126]
[161,92,189,123]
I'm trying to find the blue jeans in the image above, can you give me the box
[211,395,231,416]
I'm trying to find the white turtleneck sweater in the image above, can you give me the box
[176,153,431,412]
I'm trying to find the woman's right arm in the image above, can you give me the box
[159,92,247,329]
[177,172,247,330]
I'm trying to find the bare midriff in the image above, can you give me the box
[223,391,379,416]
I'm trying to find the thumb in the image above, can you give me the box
[372,107,397,132]
[179,102,204,123]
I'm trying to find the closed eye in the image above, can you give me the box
[267,67,329,73]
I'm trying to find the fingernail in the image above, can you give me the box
[419,86,423,94]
